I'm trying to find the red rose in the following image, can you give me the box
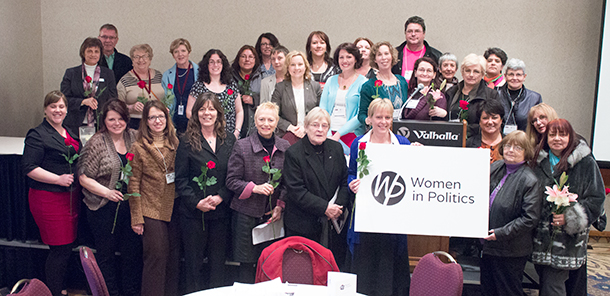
[64,138,71,146]
[227,89,234,95]
[167,83,173,89]
[244,74,250,80]
[459,100,469,110]
[374,80,382,87]
[263,156,271,163]
[359,142,366,150]
[126,153,134,161]
[206,161,216,169]
[137,80,146,89]
[605,187,610,195]
[85,76,92,83]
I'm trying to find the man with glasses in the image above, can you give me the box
[98,23,133,83]
[392,16,441,80]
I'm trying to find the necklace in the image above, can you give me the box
[340,72,357,90]
[178,68,189,78]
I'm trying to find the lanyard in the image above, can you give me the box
[153,143,168,173]
[132,70,152,97]
[175,63,191,98]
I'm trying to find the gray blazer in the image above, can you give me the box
[260,74,277,104]
[271,79,322,136]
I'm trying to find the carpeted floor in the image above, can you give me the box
[587,239,610,296]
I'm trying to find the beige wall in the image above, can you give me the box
[0,0,43,137]
[1,0,604,140]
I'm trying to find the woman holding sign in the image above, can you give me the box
[480,130,541,296]
[347,98,414,296]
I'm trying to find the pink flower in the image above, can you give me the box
[244,74,250,80]
[206,161,216,169]
[85,76,92,83]
[137,80,146,89]
[568,193,579,203]
[359,142,366,150]
[374,80,382,87]
[545,185,563,203]
[227,89,234,95]
[167,83,173,89]
[459,100,469,110]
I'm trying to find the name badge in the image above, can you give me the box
[406,99,420,109]
[178,105,184,116]
[99,78,105,82]
[503,124,518,135]
[393,109,401,120]
[449,118,460,123]
[333,106,346,118]
[166,172,175,184]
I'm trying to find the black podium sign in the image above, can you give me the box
[393,120,466,147]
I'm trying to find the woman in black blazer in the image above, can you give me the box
[282,107,349,266]
[22,91,81,296]
[61,37,117,137]
[175,92,236,292]
[271,51,322,144]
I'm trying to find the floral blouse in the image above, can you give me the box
[189,81,240,133]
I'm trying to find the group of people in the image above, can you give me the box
[21,17,606,296]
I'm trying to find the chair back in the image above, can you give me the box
[409,251,463,296]
[282,248,314,284]
[79,246,110,296]
[256,236,339,285]
[9,279,51,296]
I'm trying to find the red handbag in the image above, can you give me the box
[9,279,52,296]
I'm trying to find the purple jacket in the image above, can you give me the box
[226,132,291,218]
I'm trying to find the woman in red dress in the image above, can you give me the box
[22,90,80,296]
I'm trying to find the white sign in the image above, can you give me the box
[354,143,490,238]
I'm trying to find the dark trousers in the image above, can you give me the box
[45,244,73,296]
[480,254,527,296]
[352,233,410,296]
[180,216,230,294]
[566,263,587,296]
[535,264,570,296]
[141,213,180,296]
[87,202,142,296]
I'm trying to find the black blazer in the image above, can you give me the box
[271,80,322,137]
[175,132,236,220]
[60,65,118,135]
[22,118,80,192]
[282,136,349,235]
[99,49,133,84]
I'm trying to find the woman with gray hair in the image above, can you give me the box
[498,58,542,133]
[118,44,166,129]
[436,52,459,92]
[445,53,500,136]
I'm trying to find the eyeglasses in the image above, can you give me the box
[309,122,329,129]
[133,55,149,60]
[208,60,223,65]
[503,144,524,152]
[260,43,272,47]
[148,115,166,122]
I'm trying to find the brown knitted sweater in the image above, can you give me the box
[79,129,138,211]
[128,135,177,225]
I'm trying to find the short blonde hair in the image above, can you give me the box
[499,130,535,161]
[169,38,192,54]
[284,51,312,81]
[370,41,398,69]
[255,102,280,121]
[461,53,486,76]
[367,98,394,118]
[304,107,330,127]
[130,44,154,60]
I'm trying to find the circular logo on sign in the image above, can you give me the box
[397,126,410,138]
[370,171,406,206]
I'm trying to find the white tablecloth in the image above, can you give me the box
[185,280,366,296]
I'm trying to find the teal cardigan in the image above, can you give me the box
[319,74,367,136]
[357,74,409,124]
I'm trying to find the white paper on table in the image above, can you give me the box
[252,216,285,245]
[327,271,357,296]
[234,277,283,296]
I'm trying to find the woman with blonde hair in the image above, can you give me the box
[525,103,559,145]
[271,51,322,144]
